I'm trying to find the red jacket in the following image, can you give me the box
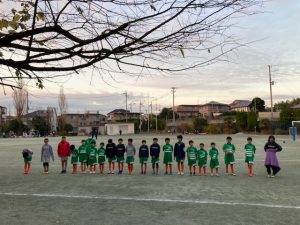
[57,140,71,157]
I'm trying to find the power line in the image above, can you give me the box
[171,87,176,123]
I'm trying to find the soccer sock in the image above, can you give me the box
[144,164,147,173]
[121,162,124,171]
[112,163,115,171]
[152,163,155,171]
[230,164,234,173]
[24,163,27,173]
[210,168,213,174]
[193,166,196,173]
[170,164,172,173]
[118,163,121,171]
[189,166,192,173]
[181,163,184,172]
[93,165,96,171]
[199,166,202,174]
[156,163,159,173]
[27,163,31,173]
[109,163,112,172]
[226,164,229,173]
[72,164,76,173]
[203,167,206,174]
[131,164,134,173]
[216,168,219,174]
[165,164,168,173]
[177,164,180,172]
[249,164,253,175]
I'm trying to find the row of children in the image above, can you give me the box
[23,135,282,177]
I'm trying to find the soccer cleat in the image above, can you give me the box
[216,173,220,177]
[231,173,236,176]
[152,172,156,175]
[111,171,115,174]
[177,172,181,175]
[271,175,275,178]
[210,174,214,177]
[268,174,271,178]
[193,172,196,176]
[164,172,168,175]
[204,173,207,176]
[249,173,253,177]
[190,172,192,176]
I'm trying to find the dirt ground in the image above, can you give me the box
[0,134,299,225]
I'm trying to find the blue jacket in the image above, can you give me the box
[174,142,185,159]
[105,143,117,158]
[139,145,149,158]
[150,143,160,158]
[116,144,126,157]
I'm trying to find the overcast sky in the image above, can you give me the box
[1,0,299,115]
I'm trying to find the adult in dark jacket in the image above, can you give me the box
[106,139,117,174]
[174,135,186,175]
[264,135,282,178]
[150,138,160,175]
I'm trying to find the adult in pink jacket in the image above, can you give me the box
[57,136,71,173]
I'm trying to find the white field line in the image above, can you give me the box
[1,192,300,210]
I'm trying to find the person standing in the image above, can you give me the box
[41,138,54,174]
[264,136,282,178]
[57,136,71,174]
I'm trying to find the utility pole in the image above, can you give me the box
[171,87,176,124]
[155,99,158,133]
[139,100,143,133]
[268,65,274,120]
[147,94,150,133]
[123,91,128,122]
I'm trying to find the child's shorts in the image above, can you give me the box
[117,156,125,163]
[79,155,88,163]
[225,154,235,164]
[176,157,185,163]
[188,159,197,166]
[126,156,134,164]
[151,157,159,164]
[88,157,97,166]
[140,157,148,164]
[98,156,105,164]
[198,158,207,167]
[163,153,173,164]
[245,156,254,164]
[108,157,116,163]
[210,159,219,169]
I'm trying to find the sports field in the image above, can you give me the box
[0,134,299,225]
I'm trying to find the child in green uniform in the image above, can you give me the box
[139,140,149,175]
[163,138,173,175]
[187,140,197,176]
[209,142,219,177]
[98,142,106,174]
[245,137,256,177]
[70,145,79,174]
[78,140,88,173]
[126,138,136,175]
[22,149,33,174]
[223,136,236,176]
[88,140,98,174]
[197,143,208,176]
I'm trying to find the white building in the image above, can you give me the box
[105,123,135,135]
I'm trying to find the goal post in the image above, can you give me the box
[290,121,300,141]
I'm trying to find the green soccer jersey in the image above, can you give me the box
[88,146,97,159]
[223,143,236,153]
[244,144,256,158]
[71,148,79,164]
[163,144,173,154]
[78,145,88,155]
[97,147,105,157]
[209,148,219,160]
[187,146,197,160]
[197,148,208,160]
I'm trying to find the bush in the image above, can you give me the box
[205,124,222,134]
[274,128,289,135]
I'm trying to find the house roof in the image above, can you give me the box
[291,104,300,109]
[25,110,48,118]
[203,101,229,106]
[108,109,130,114]
[230,100,252,108]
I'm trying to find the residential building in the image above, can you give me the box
[291,104,300,110]
[107,109,141,122]
[64,111,107,135]
[105,123,135,135]
[23,107,57,133]
[0,106,7,126]
[229,100,253,112]
[172,105,201,118]
[199,101,230,118]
